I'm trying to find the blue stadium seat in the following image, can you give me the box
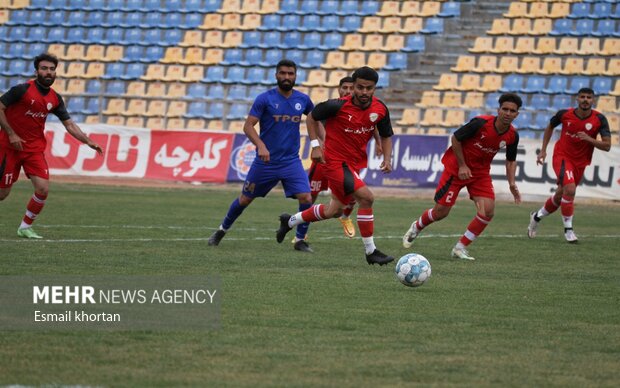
[5,10,28,26]
[299,32,321,49]
[318,15,340,32]
[226,103,249,120]
[517,129,539,139]
[203,66,226,83]
[569,3,590,19]
[84,0,106,10]
[565,76,591,94]
[140,12,163,28]
[143,30,163,46]
[551,95,572,111]
[592,76,612,95]
[84,27,105,44]
[521,75,546,93]
[1,42,26,59]
[185,101,210,119]
[244,67,269,85]
[4,60,29,76]
[122,0,147,12]
[260,50,283,67]
[525,94,551,111]
[543,76,568,94]
[161,0,182,13]
[336,0,359,16]
[29,43,47,56]
[63,10,86,27]
[513,110,533,130]
[421,18,444,34]
[300,51,324,68]
[121,29,143,45]
[68,97,86,114]
[484,92,501,110]
[259,31,281,49]
[358,1,379,16]
[296,69,308,84]
[259,14,281,31]
[613,6,620,19]
[137,0,164,12]
[45,28,65,43]
[592,20,616,37]
[247,86,262,101]
[592,2,612,19]
[122,13,143,28]
[206,84,225,99]
[26,26,49,43]
[121,46,144,63]
[318,0,339,16]
[338,15,361,32]
[402,35,425,53]
[240,31,261,48]
[532,111,550,130]
[499,74,524,92]
[6,26,27,42]
[278,15,301,32]
[384,53,408,71]
[222,49,243,66]
[439,2,461,18]
[186,83,207,99]
[122,63,145,80]
[83,11,105,27]
[185,0,214,13]
[298,0,319,15]
[30,0,49,9]
[102,12,124,28]
[239,49,263,66]
[299,15,321,32]
[182,14,203,29]
[280,31,302,49]
[162,30,183,46]
[286,50,304,66]
[228,85,249,101]
[144,46,164,62]
[550,19,572,36]
[204,102,225,119]
[103,79,125,93]
[61,0,87,10]
[161,13,183,29]
[279,0,299,14]
[44,10,66,26]
[318,32,343,50]
[86,80,102,95]
[570,19,595,36]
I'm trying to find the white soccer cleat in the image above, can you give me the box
[564,229,578,244]
[402,223,419,248]
[451,246,475,261]
[527,211,539,239]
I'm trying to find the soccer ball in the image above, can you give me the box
[395,253,431,287]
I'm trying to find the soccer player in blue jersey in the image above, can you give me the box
[208,59,315,252]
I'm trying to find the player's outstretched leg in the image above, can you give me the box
[402,221,419,248]
[527,211,540,238]
[208,228,226,246]
[276,213,293,243]
[564,228,578,243]
[365,249,394,266]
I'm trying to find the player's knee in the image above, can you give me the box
[238,194,253,206]
[35,187,49,197]
[297,193,313,204]
[563,185,576,197]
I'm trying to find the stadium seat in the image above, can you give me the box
[280,31,302,49]
[451,55,475,72]
[443,109,466,128]
[487,19,510,35]
[439,2,461,18]
[540,57,563,75]
[303,70,328,87]
[543,76,568,94]
[469,37,494,54]
[503,2,527,18]
[126,81,146,97]
[399,16,423,33]
[166,101,188,118]
[380,17,403,34]
[583,58,608,76]
[343,52,366,70]
[513,110,533,130]
[221,67,246,84]
[569,2,590,19]
[499,74,524,93]
[244,67,269,86]
[479,75,502,92]
[596,96,618,113]
[532,37,557,55]
[203,66,226,83]
[473,55,498,73]
[491,36,517,54]
[496,56,519,73]
[319,32,343,50]
[570,19,595,37]
[378,1,400,17]
[560,58,585,75]
[226,103,249,120]
[105,80,126,95]
[610,80,620,97]
[228,85,250,101]
[522,75,546,94]
[441,91,462,108]
[550,19,572,36]
[417,91,441,108]
[462,92,484,109]
[576,37,601,55]
[592,77,613,95]
[322,52,346,70]
[103,98,126,115]
[239,48,263,67]
[402,35,425,52]
[396,108,421,126]
[383,52,407,70]
[299,32,321,50]
[420,18,443,34]
[517,56,542,74]
[525,94,551,111]
[593,20,616,37]
[338,15,361,32]
[259,50,282,68]
[300,51,325,69]
[455,74,481,92]
[551,95,572,111]
[420,108,444,126]
[206,84,225,100]
[419,1,441,17]
[512,36,536,54]
[433,73,458,91]
[605,59,620,76]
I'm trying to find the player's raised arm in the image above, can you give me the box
[62,119,103,155]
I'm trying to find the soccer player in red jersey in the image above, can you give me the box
[403,93,523,261]
[527,88,611,243]
[276,66,395,266]
[0,53,103,239]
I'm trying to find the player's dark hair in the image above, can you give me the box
[34,53,58,70]
[276,59,297,71]
[498,93,522,109]
[339,76,354,86]
[352,66,379,84]
[577,87,595,96]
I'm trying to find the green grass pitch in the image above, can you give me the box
[1,181,618,387]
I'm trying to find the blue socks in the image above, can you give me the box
[295,203,312,240]
[221,198,246,231]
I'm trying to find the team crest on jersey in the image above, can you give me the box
[499,140,506,149]
[46,103,53,111]
[295,103,302,111]
[369,112,378,122]
[585,123,593,130]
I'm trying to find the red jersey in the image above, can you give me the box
[311,95,393,170]
[442,115,519,176]
[0,80,69,152]
[550,108,611,168]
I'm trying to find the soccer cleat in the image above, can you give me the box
[365,249,394,266]
[291,235,308,244]
[451,246,475,261]
[402,223,419,248]
[527,211,539,239]
[208,229,226,246]
[339,217,356,238]
[276,213,292,243]
[294,240,313,253]
[564,228,578,244]
[17,227,43,239]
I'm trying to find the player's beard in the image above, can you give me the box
[277,79,294,92]
[37,73,55,87]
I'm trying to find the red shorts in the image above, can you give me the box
[325,161,366,204]
[308,161,328,196]
[552,156,585,187]
[434,169,494,207]
[0,147,49,188]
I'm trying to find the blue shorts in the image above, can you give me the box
[242,158,311,199]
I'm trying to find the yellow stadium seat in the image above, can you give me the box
[103,99,126,115]
[105,46,124,62]
[181,30,204,47]
[65,79,85,95]
[85,115,100,124]
[240,14,261,30]
[165,118,185,129]
[427,127,448,135]
[146,82,166,97]
[123,99,148,117]
[419,1,441,17]
[322,52,347,70]
[583,58,607,76]
[533,37,556,54]
[304,70,328,87]
[222,14,242,30]
[479,75,503,92]
[527,2,549,18]
[462,92,484,109]
[145,117,165,129]
[601,38,620,56]
[490,36,515,54]
[596,96,618,113]
[503,2,528,18]
[530,18,552,35]
[380,17,402,34]
[199,31,224,48]
[162,65,185,82]
[360,17,382,33]
[556,38,579,55]
[54,62,66,77]
[218,0,241,13]
[560,57,585,75]
[540,57,563,74]
[65,62,87,78]
[228,121,246,132]
[363,34,384,52]
[420,108,444,127]
[105,116,126,126]
[576,38,601,56]
[126,81,146,97]
[125,117,145,128]
[496,56,519,73]
[378,1,401,16]
[368,52,387,69]
[52,79,67,94]
[473,55,498,73]
[84,62,105,79]
[343,52,366,70]
[469,37,494,54]
[10,0,29,8]
[181,47,205,65]
[510,18,532,35]
[167,83,187,98]
[221,31,243,48]
[444,109,466,127]
[516,56,541,74]
[141,64,166,81]
[145,100,167,117]
[417,91,441,108]
[187,119,207,130]
[0,10,8,23]
[207,120,224,131]
[47,44,66,59]
[310,87,330,103]
[204,49,224,65]
[85,45,107,61]
[166,101,188,118]
[396,108,421,126]
[259,0,279,14]
[604,59,619,76]
[441,92,462,108]
[548,2,570,18]
[239,0,260,13]
[161,47,184,64]
[400,17,423,33]
[200,14,222,30]
[182,66,204,82]
[606,116,619,138]
[487,19,510,35]
[326,70,348,87]
[450,55,476,72]
[455,74,481,91]
[65,44,86,61]
[399,1,421,17]
[513,37,537,54]
[434,73,459,91]
[383,35,405,51]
